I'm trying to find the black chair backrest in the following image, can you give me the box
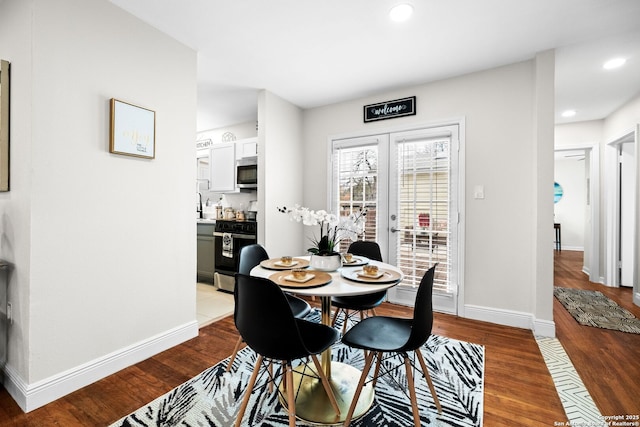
[402,264,437,351]
[348,241,383,262]
[234,274,309,361]
[238,244,269,275]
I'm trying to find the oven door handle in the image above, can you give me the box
[213,232,256,240]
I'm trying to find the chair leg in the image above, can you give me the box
[415,348,442,414]
[331,308,342,328]
[310,354,341,418]
[343,350,375,427]
[235,355,263,427]
[285,362,296,427]
[372,351,383,388]
[403,355,421,427]
[226,336,244,372]
[342,310,350,335]
[268,361,274,393]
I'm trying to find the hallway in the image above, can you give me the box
[553,250,640,418]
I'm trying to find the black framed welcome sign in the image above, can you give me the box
[363,96,416,123]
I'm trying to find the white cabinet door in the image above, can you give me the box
[210,142,236,192]
[235,137,257,160]
[197,149,210,191]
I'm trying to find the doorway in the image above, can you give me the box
[553,144,600,282]
[330,123,462,315]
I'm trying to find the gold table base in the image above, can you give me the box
[278,361,374,425]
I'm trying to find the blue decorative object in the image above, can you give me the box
[554,182,564,203]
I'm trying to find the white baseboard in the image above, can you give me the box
[533,318,556,337]
[3,320,199,413]
[464,305,555,337]
[560,245,584,251]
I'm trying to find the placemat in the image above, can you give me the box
[269,270,332,288]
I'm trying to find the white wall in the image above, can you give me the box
[0,0,198,411]
[554,158,587,250]
[258,90,305,257]
[302,59,555,332]
[197,120,257,144]
[555,120,603,147]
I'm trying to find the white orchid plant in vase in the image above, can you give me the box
[278,204,367,270]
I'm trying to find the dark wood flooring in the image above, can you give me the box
[0,250,637,426]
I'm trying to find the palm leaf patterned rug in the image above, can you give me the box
[111,310,484,427]
[554,286,640,334]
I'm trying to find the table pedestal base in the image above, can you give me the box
[278,361,374,425]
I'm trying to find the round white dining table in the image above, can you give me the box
[250,256,404,425]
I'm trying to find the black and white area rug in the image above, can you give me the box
[554,286,640,334]
[111,312,484,427]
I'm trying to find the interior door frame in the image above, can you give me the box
[605,126,639,306]
[554,143,600,283]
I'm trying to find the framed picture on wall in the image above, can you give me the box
[109,98,155,159]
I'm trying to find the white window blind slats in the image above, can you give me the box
[332,145,380,251]
[395,137,452,293]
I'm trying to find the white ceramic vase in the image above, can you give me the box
[309,253,342,272]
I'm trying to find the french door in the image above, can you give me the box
[331,125,460,314]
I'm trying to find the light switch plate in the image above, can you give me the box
[474,185,485,199]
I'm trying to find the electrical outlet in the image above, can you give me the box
[7,302,12,325]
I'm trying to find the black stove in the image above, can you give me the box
[213,220,257,292]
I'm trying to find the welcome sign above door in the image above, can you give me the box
[364,96,416,122]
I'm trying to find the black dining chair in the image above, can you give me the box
[226,244,312,372]
[331,241,387,334]
[341,264,442,427]
[233,274,341,427]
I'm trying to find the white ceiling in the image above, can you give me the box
[109,0,640,131]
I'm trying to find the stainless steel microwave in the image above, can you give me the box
[236,157,258,188]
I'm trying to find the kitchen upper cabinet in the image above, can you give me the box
[235,137,258,160]
[196,149,210,191]
[210,142,236,192]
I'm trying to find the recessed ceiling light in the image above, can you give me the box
[561,110,577,118]
[603,57,626,70]
[389,4,414,22]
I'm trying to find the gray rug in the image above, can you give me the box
[111,310,484,426]
[554,286,640,334]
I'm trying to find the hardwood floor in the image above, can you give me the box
[0,250,637,426]
[553,250,640,419]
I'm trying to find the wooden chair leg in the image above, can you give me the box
[310,354,340,418]
[342,310,349,335]
[268,361,274,393]
[331,308,341,327]
[235,355,263,427]
[372,351,383,388]
[343,351,375,427]
[403,355,421,427]
[226,336,244,372]
[285,363,296,427]
[415,347,442,413]
[280,361,286,392]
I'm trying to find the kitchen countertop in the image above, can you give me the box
[197,218,217,223]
